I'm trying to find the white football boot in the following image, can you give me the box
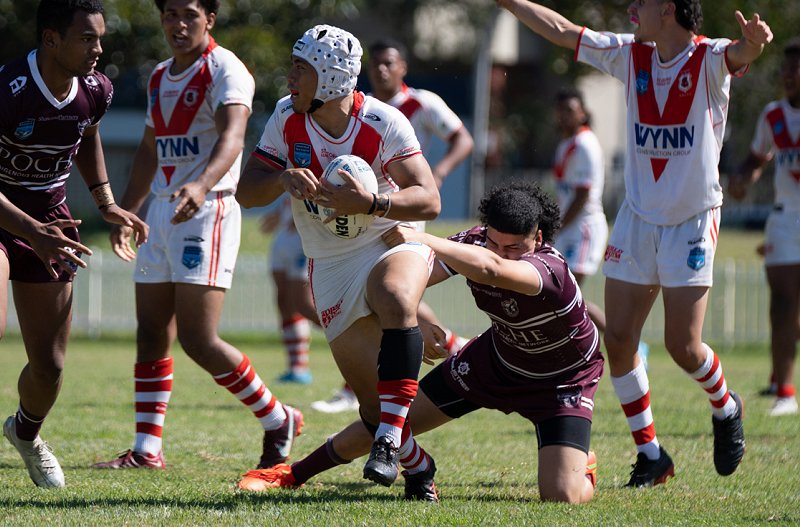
[769,396,798,417]
[3,415,65,488]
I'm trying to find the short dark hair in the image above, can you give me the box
[672,0,703,33]
[478,181,561,243]
[154,0,220,15]
[556,86,590,126]
[369,39,408,61]
[36,0,104,44]
[784,37,800,59]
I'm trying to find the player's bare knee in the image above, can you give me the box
[540,481,584,504]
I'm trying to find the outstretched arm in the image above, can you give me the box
[383,226,541,295]
[726,11,772,71]
[496,0,583,50]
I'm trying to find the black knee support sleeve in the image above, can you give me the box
[377,327,424,381]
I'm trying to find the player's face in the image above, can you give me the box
[555,97,586,136]
[287,57,318,113]
[628,0,667,42]
[367,48,406,99]
[50,11,105,77]
[160,0,215,59]
[782,56,800,105]
[485,227,541,260]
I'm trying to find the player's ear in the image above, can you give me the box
[206,11,216,31]
[661,1,676,18]
[42,28,58,49]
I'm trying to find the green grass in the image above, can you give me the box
[1,335,798,526]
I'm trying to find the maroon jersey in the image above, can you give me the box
[0,51,113,215]
[445,226,599,378]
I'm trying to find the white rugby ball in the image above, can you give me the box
[321,155,379,239]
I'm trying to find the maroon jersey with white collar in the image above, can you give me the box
[0,50,112,214]
[444,226,600,379]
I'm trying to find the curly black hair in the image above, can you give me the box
[478,181,561,243]
[37,0,104,43]
[673,0,703,33]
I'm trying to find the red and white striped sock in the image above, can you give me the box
[611,361,661,461]
[375,379,417,448]
[398,422,431,475]
[282,315,310,374]
[133,357,173,456]
[213,354,286,430]
[690,343,737,419]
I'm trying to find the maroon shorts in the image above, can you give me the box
[0,202,81,283]
[420,330,604,425]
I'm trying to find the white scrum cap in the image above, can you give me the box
[292,24,363,104]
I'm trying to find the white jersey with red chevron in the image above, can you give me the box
[553,126,605,218]
[145,37,254,198]
[577,29,740,226]
[750,99,800,208]
[253,91,422,259]
[381,83,464,155]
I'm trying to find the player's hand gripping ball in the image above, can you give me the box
[321,155,379,239]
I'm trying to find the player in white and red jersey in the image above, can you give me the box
[367,39,474,188]
[0,0,148,489]
[730,39,800,417]
[237,25,441,491]
[304,38,475,415]
[238,182,603,504]
[496,0,772,486]
[551,88,608,328]
[93,0,302,473]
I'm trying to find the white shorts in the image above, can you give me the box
[553,213,608,276]
[270,227,308,281]
[134,192,241,289]
[309,241,435,341]
[764,207,800,267]
[603,201,719,288]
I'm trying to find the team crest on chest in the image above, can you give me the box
[293,143,312,168]
[636,70,650,95]
[183,87,200,107]
[773,120,785,135]
[14,119,35,140]
[678,70,693,93]
[501,298,519,318]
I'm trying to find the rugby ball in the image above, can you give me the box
[321,155,379,239]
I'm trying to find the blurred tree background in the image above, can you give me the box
[1,0,798,180]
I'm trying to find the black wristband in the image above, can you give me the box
[367,193,378,215]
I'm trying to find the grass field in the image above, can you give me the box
[1,334,798,526]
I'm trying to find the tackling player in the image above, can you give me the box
[238,182,602,504]
[236,24,441,488]
[1,0,147,488]
[92,0,302,471]
[496,0,772,486]
[729,38,800,417]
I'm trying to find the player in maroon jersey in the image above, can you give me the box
[0,0,147,488]
[238,182,602,504]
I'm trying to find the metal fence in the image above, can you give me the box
[4,252,770,348]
